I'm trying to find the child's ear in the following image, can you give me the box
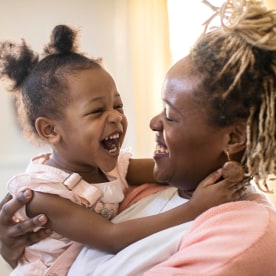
[35,117,61,144]
[225,121,247,155]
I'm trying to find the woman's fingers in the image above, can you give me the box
[0,189,51,267]
[0,190,33,225]
[0,193,13,209]
[8,215,49,238]
[0,189,49,238]
[8,225,52,247]
[25,227,52,246]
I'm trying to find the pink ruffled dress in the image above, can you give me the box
[8,151,131,276]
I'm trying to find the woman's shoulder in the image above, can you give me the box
[145,198,276,275]
[190,196,275,237]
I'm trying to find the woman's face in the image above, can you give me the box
[150,56,230,192]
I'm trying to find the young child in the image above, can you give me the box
[0,25,245,276]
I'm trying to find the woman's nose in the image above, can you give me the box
[150,113,162,131]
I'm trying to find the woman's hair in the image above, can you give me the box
[0,25,102,143]
[190,0,275,191]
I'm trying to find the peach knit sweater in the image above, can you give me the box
[145,193,276,275]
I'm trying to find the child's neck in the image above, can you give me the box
[80,170,109,184]
[45,156,108,183]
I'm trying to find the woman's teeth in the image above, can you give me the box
[154,144,169,154]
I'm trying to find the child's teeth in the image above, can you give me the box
[105,133,119,140]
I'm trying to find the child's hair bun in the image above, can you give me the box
[44,25,77,55]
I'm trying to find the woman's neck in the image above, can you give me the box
[177,189,194,199]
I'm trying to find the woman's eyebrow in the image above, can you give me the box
[163,99,180,113]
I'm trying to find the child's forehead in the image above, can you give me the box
[67,74,121,103]
[70,67,113,81]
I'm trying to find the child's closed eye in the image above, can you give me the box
[114,104,124,111]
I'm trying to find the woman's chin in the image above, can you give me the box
[153,169,169,184]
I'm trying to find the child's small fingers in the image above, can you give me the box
[199,168,222,186]
[232,186,247,201]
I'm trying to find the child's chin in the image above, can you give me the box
[101,158,118,173]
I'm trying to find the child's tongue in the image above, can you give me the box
[102,138,119,152]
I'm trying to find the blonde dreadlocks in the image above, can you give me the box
[191,0,276,192]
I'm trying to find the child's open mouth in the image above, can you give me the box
[102,133,121,153]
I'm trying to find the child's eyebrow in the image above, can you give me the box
[82,96,103,108]
[83,92,122,108]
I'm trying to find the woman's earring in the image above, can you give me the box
[222,151,244,182]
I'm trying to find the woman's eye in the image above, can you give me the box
[163,108,173,121]
[165,115,173,122]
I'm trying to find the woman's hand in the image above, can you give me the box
[0,189,51,268]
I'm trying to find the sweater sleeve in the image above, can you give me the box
[144,199,276,276]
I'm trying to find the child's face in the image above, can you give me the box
[54,68,128,174]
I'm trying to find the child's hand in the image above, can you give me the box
[189,169,248,215]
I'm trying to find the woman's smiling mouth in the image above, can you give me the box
[153,142,169,159]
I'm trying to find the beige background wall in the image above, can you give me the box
[266,0,276,8]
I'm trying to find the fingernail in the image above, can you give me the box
[38,215,47,223]
[23,190,32,198]
[216,168,222,174]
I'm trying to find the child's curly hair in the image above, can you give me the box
[0,25,102,144]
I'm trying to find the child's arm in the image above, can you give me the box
[27,168,246,254]
[126,158,160,185]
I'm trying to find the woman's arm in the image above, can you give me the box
[0,190,50,267]
[27,168,246,254]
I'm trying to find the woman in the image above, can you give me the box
[1,0,276,274]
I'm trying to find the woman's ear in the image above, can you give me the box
[225,121,247,155]
[35,117,61,144]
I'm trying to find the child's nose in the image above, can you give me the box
[108,110,123,124]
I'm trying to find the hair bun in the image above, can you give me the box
[44,25,77,55]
